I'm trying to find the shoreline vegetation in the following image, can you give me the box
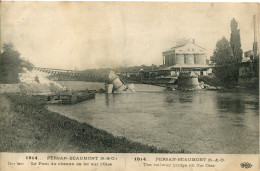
[0,93,180,153]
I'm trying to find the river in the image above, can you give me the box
[48,81,259,153]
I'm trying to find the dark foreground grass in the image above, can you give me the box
[0,93,180,153]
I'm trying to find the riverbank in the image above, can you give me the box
[0,93,174,153]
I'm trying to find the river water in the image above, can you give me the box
[48,81,259,154]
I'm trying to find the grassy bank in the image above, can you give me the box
[0,93,177,153]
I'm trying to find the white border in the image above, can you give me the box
[1,0,260,2]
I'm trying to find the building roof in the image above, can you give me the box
[169,43,188,50]
[244,50,253,53]
[241,57,252,63]
[162,42,206,56]
[164,42,206,52]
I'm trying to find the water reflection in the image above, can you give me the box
[165,92,194,104]
[105,94,109,106]
[165,95,175,103]
[48,83,259,154]
[178,93,193,103]
[217,97,245,114]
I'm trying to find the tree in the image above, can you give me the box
[230,18,243,63]
[211,37,239,86]
[211,19,243,87]
[0,43,34,83]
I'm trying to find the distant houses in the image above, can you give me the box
[238,50,258,87]
[238,15,259,87]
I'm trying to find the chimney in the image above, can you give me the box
[192,39,195,44]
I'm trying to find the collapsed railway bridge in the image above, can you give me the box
[33,67,109,82]
[33,67,135,93]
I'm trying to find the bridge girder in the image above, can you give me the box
[33,67,109,82]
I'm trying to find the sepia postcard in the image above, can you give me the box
[0,1,259,171]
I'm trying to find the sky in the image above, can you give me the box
[1,2,259,70]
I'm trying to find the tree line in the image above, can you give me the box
[0,43,34,84]
[83,64,160,73]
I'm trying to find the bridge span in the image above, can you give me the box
[33,67,135,93]
[33,67,109,82]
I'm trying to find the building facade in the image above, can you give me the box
[162,39,210,76]
[163,39,206,66]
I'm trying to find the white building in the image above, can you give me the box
[162,39,211,76]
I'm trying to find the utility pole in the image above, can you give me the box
[253,15,258,60]
[125,63,127,77]
[163,56,165,66]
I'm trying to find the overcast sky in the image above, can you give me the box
[1,2,259,70]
